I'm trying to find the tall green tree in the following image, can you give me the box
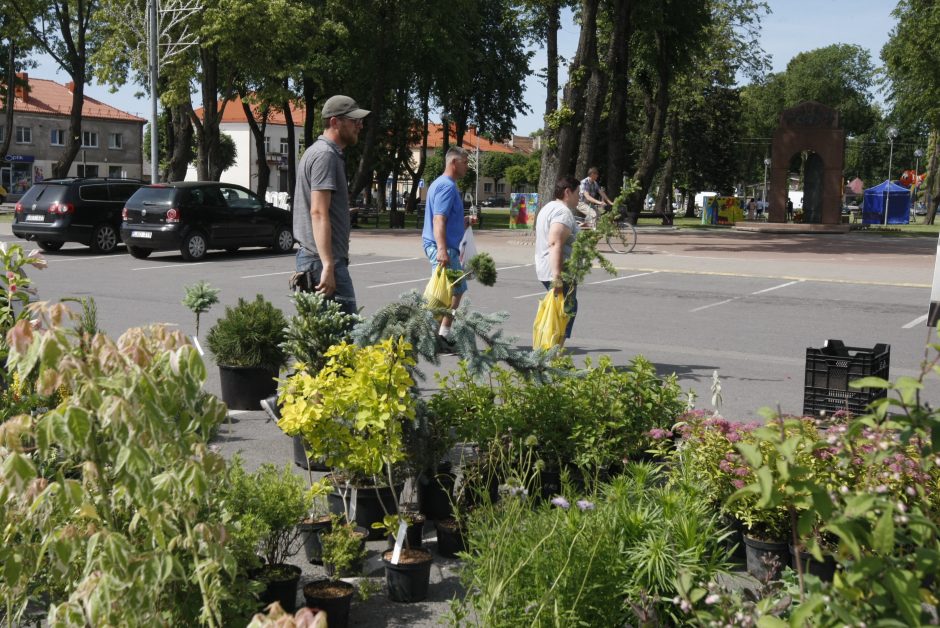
[0,2,37,163]
[12,0,100,177]
[883,0,940,224]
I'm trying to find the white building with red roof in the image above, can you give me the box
[1,73,145,198]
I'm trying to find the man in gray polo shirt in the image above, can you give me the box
[293,94,369,316]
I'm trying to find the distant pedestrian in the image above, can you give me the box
[535,176,581,345]
[786,198,794,222]
[746,197,757,220]
[577,167,613,226]
[422,146,475,352]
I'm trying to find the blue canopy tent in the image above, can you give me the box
[862,180,911,225]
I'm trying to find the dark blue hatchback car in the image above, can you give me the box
[120,182,294,261]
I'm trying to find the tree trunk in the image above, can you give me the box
[194,46,231,181]
[925,128,938,225]
[53,63,86,178]
[555,0,600,179]
[405,88,431,213]
[282,90,297,215]
[537,0,561,206]
[604,0,631,200]
[575,2,605,179]
[166,101,194,182]
[240,97,270,199]
[654,113,678,225]
[302,72,316,151]
[0,42,15,161]
[626,58,670,214]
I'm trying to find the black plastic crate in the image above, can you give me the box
[803,340,890,416]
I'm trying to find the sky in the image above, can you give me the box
[29,0,895,136]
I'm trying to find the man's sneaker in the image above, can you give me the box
[436,334,457,355]
[260,394,280,421]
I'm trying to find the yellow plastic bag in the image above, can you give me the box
[532,289,569,349]
[424,265,453,310]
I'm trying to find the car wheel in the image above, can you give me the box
[90,223,119,253]
[181,231,208,261]
[127,246,152,259]
[273,225,294,253]
[37,241,64,252]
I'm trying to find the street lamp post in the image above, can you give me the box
[762,157,771,217]
[884,126,898,227]
[913,148,924,222]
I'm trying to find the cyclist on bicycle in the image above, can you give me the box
[577,167,613,227]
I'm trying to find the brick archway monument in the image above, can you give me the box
[768,102,845,224]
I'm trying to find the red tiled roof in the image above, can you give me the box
[12,77,145,122]
[425,123,516,154]
[194,98,305,126]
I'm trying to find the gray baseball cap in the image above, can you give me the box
[321,95,370,120]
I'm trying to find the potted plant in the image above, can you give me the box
[302,515,367,628]
[279,291,360,470]
[206,294,287,410]
[225,461,308,612]
[277,338,434,602]
[181,280,220,339]
[298,478,334,565]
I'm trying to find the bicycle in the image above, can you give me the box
[580,203,637,254]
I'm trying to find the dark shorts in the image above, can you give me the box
[295,248,357,316]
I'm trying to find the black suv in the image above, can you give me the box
[120,182,294,261]
[13,178,144,253]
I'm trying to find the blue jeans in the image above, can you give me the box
[541,281,577,339]
[296,248,358,316]
[424,242,467,295]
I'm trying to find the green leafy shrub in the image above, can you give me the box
[182,280,220,337]
[320,515,366,578]
[453,463,731,625]
[206,294,287,370]
[2,304,248,627]
[223,460,307,567]
[280,291,360,371]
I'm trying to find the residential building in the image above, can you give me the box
[404,124,537,204]
[1,73,145,198]
[189,100,305,201]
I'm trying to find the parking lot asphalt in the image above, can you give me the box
[2,223,938,625]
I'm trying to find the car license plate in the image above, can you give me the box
[131,230,152,239]
[25,214,45,222]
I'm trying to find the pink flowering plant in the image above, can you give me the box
[678,330,940,625]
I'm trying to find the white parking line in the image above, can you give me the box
[370,264,531,289]
[587,271,658,285]
[750,279,803,295]
[132,262,210,271]
[903,313,928,329]
[690,297,738,313]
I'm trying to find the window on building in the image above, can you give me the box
[108,165,124,178]
[77,164,99,177]
[280,138,289,155]
[82,131,98,148]
[108,133,123,149]
[264,136,271,153]
[15,126,31,144]
[483,183,492,193]
[50,129,65,145]
[496,183,505,193]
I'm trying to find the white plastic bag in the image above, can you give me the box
[459,227,478,265]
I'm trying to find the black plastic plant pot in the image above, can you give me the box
[258,563,302,613]
[299,516,332,565]
[435,518,466,558]
[292,434,330,471]
[382,548,433,603]
[417,469,456,521]
[327,483,402,540]
[789,545,837,582]
[218,364,278,410]
[743,534,789,582]
[303,579,354,628]
[387,514,426,550]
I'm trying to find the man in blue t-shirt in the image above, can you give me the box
[422,146,472,350]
